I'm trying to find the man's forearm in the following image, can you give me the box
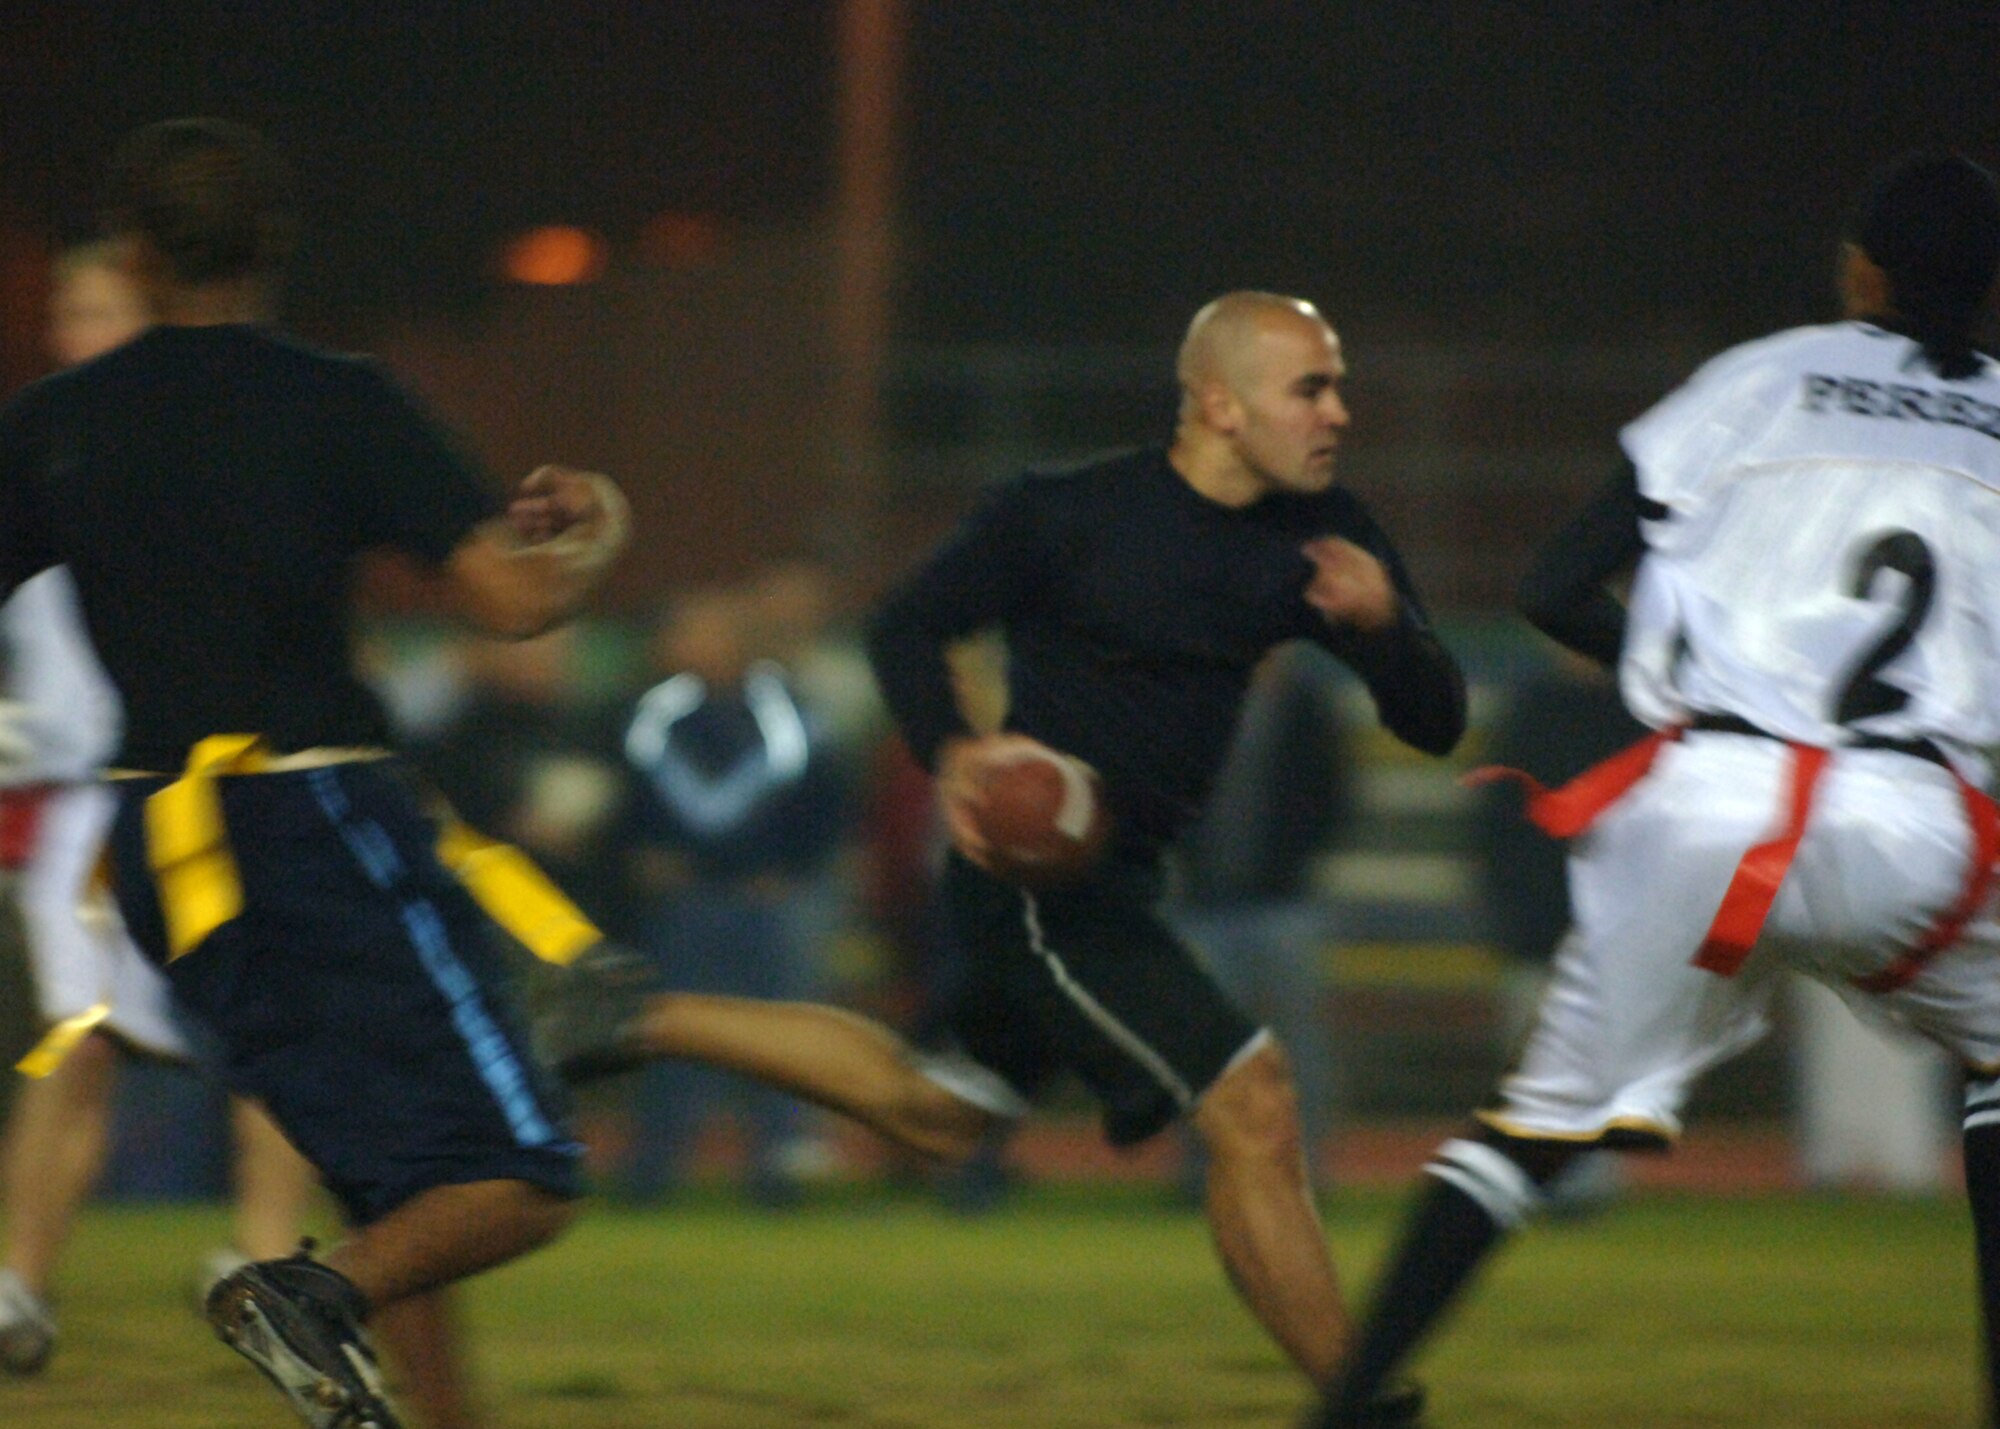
[1345,615,1467,756]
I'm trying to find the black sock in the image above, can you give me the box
[1328,1136,1546,1414]
[1961,1082,2000,1427]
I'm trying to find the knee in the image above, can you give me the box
[1194,1039,1304,1166]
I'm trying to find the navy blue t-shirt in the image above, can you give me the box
[0,324,501,768]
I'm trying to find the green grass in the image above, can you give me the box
[2,1185,1981,1427]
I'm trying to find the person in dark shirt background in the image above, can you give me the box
[411,626,628,934]
[613,587,853,1203]
[866,291,1464,1422]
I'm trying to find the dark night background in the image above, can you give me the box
[9,3,1998,344]
[4,2,1999,605]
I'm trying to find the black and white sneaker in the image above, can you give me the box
[1304,1378,1428,1427]
[204,1245,402,1429]
[527,939,667,1085]
[0,1269,55,1376]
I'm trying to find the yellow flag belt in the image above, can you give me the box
[17,737,599,1077]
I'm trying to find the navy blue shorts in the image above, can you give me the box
[106,759,583,1225]
[941,854,1260,1146]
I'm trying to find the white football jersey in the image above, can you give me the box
[1,566,122,781]
[1618,321,2000,756]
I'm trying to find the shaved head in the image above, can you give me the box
[1178,291,1332,399]
[1169,291,1350,505]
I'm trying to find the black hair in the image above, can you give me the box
[98,118,298,286]
[1849,152,2000,380]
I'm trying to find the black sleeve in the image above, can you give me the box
[1308,503,1467,757]
[865,478,1051,769]
[340,360,505,565]
[0,392,59,600]
[1516,459,1652,668]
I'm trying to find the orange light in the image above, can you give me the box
[501,226,608,286]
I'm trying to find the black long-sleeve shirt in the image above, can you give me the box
[1515,458,1656,668]
[867,446,1465,859]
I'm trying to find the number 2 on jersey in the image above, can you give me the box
[1832,530,1936,725]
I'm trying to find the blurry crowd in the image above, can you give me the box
[371,559,901,1204]
[8,553,1944,1208]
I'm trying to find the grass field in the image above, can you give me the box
[1,1184,1981,1428]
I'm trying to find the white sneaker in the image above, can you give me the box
[0,1268,55,1376]
[194,1247,252,1312]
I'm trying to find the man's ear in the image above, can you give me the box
[1197,379,1240,434]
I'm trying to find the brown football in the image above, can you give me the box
[972,747,1111,886]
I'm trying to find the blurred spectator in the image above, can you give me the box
[750,557,884,757]
[1166,645,1352,1203]
[409,626,627,930]
[357,625,470,747]
[858,734,947,1024]
[746,559,876,1000]
[613,588,854,1204]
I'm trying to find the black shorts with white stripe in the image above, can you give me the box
[939,852,1261,1146]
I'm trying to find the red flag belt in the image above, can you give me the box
[1467,727,1996,989]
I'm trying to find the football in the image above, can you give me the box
[972,746,1111,886]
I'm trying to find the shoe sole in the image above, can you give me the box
[208,1280,402,1429]
[0,1322,53,1376]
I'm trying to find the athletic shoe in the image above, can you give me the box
[526,939,667,1085]
[0,1269,55,1376]
[204,1244,402,1429]
[193,1246,251,1313]
[1303,1378,1428,1427]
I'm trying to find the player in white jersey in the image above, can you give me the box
[3,569,173,1052]
[0,244,315,1378]
[1311,154,2000,1427]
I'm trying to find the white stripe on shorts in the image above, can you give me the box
[1020,891,1196,1109]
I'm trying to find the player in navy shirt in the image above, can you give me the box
[0,119,628,1429]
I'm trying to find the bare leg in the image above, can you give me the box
[372,1288,479,1429]
[1,1030,118,1295]
[632,993,1000,1163]
[228,1097,319,1258]
[321,1178,574,1313]
[1192,1038,1350,1387]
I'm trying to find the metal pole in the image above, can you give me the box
[830,0,903,567]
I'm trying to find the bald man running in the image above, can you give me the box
[867,292,1464,1423]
